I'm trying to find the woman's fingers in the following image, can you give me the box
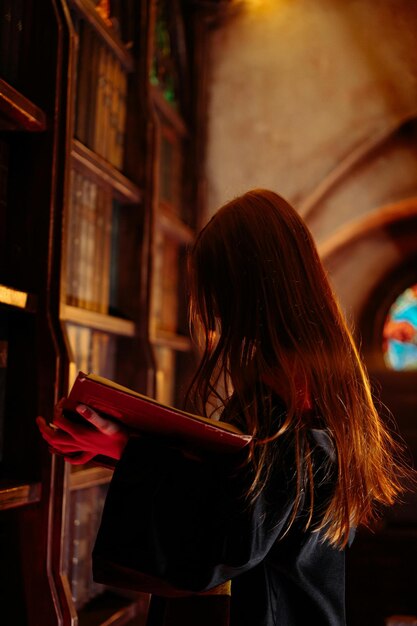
[37,416,65,441]
[75,404,122,435]
[36,417,82,450]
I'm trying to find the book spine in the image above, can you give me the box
[74,172,84,308]
[155,345,175,406]
[85,180,98,311]
[77,175,89,309]
[107,52,117,165]
[150,228,164,336]
[65,168,76,306]
[108,199,120,315]
[66,324,91,377]
[66,323,78,366]
[87,31,101,149]
[79,326,92,374]
[116,64,127,170]
[100,191,113,314]
[91,331,115,377]
[93,41,106,155]
[101,49,113,161]
[92,185,104,313]
[161,238,179,334]
[75,21,92,145]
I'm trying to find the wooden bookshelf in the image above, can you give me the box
[72,139,142,204]
[152,330,192,352]
[0,482,42,511]
[69,466,113,491]
[70,0,134,70]
[151,85,188,136]
[0,78,47,132]
[78,592,150,626]
[0,284,37,312]
[157,207,194,243]
[61,304,135,337]
[0,0,214,623]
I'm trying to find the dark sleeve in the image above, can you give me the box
[92,434,297,593]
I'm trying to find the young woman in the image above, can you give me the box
[37,189,408,625]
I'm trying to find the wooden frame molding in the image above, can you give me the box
[299,111,417,221]
[318,197,417,261]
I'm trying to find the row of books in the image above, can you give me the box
[68,483,108,609]
[152,230,180,335]
[92,0,136,48]
[0,0,25,88]
[66,323,116,381]
[66,169,117,313]
[75,19,128,170]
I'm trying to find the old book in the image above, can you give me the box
[66,171,84,307]
[67,325,92,374]
[160,236,179,334]
[115,65,127,169]
[91,331,115,380]
[86,31,101,149]
[64,371,252,454]
[91,185,104,312]
[98,188,112,314]
[93,42,107,155]
[107,53,118,165]
[75,20,92,144]
[85,180,98,311]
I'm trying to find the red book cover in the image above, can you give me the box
[64,372,252,454]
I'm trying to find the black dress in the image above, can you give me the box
[93,398,347,626]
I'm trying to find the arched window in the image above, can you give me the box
[383,283,417,370]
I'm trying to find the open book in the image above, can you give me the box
[64,372,252,454]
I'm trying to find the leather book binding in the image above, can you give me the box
[64,372,252,454]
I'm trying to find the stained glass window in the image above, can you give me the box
[150,0,178,106]
[383,283,417,370]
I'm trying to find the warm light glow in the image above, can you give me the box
[0,284,28,309]
[241,0,281,12]
[208,329,218,350]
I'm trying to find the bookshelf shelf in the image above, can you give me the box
[78,592,150,626]
[0,284,37,312]
[72,139,142,204]
[0,482,42,511]
[152,330,192,352]
[69,466,113,491]
[151,85,188,137]
[98,599,148,626]
[0,78,47,132]
[158,207,194,244]
[0,2,212,623]
[61,304,136,337]
[70,0,134,71]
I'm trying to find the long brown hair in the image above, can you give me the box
[187,188,409,548]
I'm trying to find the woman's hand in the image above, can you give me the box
[36,398,130,464]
